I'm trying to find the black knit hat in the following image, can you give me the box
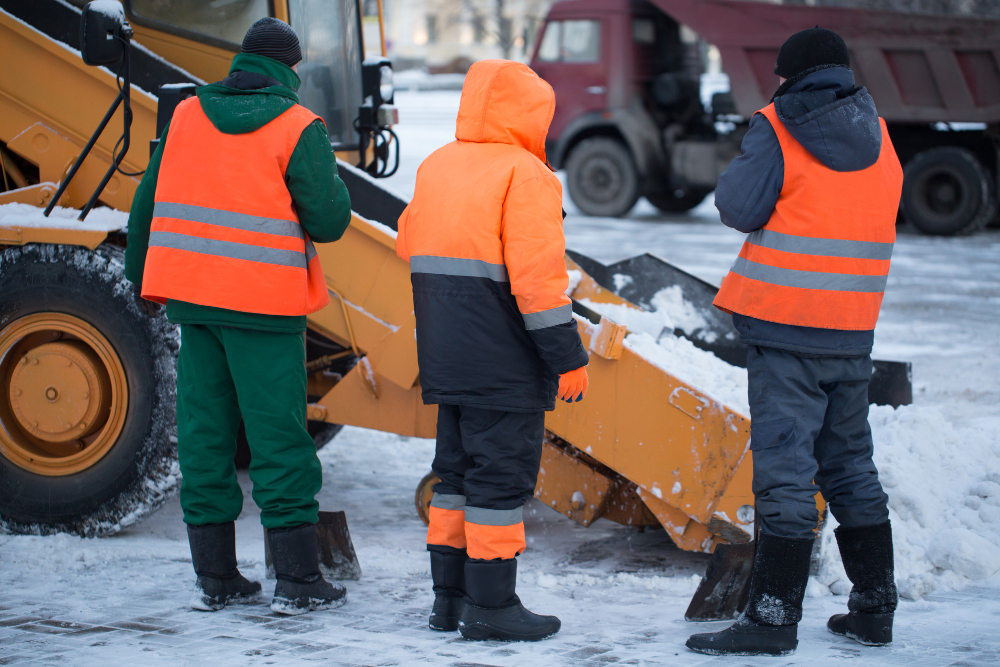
[241,17,301,68]
[774,27,850,79]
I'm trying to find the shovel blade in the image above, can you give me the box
[316,510,362,580]
[684,542,755,622]
[264,510,362,581]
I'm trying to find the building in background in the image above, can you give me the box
[384,0,554,71]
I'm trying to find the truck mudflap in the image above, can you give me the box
[567,249,913,407]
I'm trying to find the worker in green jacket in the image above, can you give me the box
[125,18,351,616]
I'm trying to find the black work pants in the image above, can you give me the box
[426,404,545,560]
[748,345,890,540]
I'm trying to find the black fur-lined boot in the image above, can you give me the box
[429,549,467,631]
[458,559,560,641]
[828,521,897,646]
[187,522,261,611]
[686,533,813,656]
[268,523,347,615]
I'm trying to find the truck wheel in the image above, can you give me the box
[565,137,641,218]
[901,147,997,236]
[0,243,179,536]
[646,187,711,213]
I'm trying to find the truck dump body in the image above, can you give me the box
[652,0,1000,123]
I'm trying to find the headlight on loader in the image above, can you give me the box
[379,65,394,106]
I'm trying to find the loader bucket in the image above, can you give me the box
[566,250,913,407]
[265,511,362,581]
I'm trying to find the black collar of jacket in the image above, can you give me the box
[219,70,289,91]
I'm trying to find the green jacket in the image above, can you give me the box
[125,53,352,332]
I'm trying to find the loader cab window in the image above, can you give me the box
[288,0,363,149]
[124,0,271,48]
[536,20,601,63]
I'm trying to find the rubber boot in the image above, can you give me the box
[687,533,814,656]
[187,522,262,611]
[429,550,467,631]
[458,559,560,642]
[268,523,347,615]
[828,521,897,646]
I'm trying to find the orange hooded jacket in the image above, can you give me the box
[396,60,588,413]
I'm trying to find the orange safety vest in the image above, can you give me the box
[713,103,903,331]
[141,97,330,316]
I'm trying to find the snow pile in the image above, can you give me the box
[580,287,749,415]
[524,570,702,597]
[816,405,1000,599]
[0,202,128,232]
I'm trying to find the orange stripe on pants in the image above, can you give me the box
[465,521,525,560]
[427,506,467,550]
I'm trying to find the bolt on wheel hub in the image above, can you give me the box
[8,341,112,443]
[0,313,128,476]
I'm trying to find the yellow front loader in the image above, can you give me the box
[0,0,911,620]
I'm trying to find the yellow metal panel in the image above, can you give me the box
[0,183,57,208]
[0,12,156,210]
[547,320,752,528]
[129,27,233,84]
[317,361,436,438]
[371,315,420,390]
[534,441,614,527]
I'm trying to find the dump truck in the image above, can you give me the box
[532,0,1000,236]
[0,0,912,620]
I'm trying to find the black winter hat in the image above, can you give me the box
[774,26,850,79]
[241,17,302,68]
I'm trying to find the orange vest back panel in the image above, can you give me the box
[713,103,903,331]
[141,97,330,316]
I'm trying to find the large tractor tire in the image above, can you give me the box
[900,147,997,236]
[0,243,179,536]
[565,137,641,218]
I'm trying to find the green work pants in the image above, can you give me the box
[176,324,321,529]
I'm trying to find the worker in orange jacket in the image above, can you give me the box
[396,59,589,642]
[687,28,903,656]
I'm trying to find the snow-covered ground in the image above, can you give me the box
[2,90,1000,666]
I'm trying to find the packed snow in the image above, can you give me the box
[2,89,999,666]
[0,202,128,232]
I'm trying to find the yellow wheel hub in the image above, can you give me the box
[0,313,128,476]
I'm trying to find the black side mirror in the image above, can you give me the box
[80,1,133,66]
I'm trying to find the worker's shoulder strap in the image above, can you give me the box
[276,103,325,131]
[755,103,799,156]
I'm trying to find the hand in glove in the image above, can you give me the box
[557,365,589,403]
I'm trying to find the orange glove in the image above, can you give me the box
[557,366,589,403]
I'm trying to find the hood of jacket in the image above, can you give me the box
[455,59,555,165]
[773,67,882,172]
[195,53,301,135]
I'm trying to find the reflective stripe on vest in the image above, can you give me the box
[141,97,330,316]
[712,103,903,331]
[149,202,318,269]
